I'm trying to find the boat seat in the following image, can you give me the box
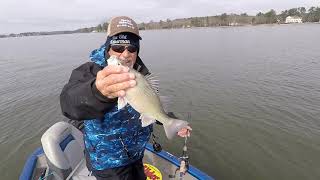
[41,121,92,179]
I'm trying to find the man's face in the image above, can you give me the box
[108,44,138,68]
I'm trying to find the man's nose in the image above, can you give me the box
[121,49,130,58]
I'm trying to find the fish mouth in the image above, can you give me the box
[120,59,133,68]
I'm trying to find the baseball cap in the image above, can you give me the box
[107,16,141,40]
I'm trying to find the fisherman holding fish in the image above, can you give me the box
[60,16,191,180]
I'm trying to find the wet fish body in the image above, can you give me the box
[107,56,189,139]
[124,69,189,139]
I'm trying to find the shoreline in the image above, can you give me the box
[1,22,319,39]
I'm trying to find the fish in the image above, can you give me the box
[107,56,189,139]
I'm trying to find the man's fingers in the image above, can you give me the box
[103,73,135,86]
[97,65,129,79]
[104,80,136,95]
[177,126,192,137]
[186,126,192,131]
[95,66,136,97]
[107,90,126,98]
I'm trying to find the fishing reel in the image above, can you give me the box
[152,133,162,152]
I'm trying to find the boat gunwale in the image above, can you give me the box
[19,147,44,180]
[145,143,214,180]
[20,143,214,180]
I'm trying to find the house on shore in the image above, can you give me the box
[285,16,303,23]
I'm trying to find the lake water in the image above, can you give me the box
[1,24,320,180]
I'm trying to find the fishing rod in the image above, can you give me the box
[178,110,192,179]
[169,111,192,179]
[168,129,190,179]
[179,129,190,179]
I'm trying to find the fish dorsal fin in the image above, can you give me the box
[145,74,159,94]
[140,113,156,127]
[159,95,171,112]
[117,97,128,110]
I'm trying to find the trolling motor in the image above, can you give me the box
[152,133,162,152]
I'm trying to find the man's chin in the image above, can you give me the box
[125,62,133,68]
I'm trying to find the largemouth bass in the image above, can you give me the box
[108,56,189,139]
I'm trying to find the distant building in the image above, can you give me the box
[285,16,302,23]
[229,22,239,26]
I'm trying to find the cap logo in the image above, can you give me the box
[117,19,135,29]
[119,34,127,39]
[110,39,130,44]
[110,35,130,44]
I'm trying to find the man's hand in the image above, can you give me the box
[177,126,192,137]
[95,65,136,99]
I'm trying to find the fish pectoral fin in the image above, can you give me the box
[117,97,128,110]
[140,114,156,127]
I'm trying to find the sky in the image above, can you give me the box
[0,0,319,34]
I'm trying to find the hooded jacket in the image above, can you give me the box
[60,44,152,170]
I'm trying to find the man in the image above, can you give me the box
[60,16,190,180]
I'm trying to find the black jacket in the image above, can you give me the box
[60,56,150,121]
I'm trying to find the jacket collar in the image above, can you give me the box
[133,56,150,76]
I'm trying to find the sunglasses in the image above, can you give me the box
[110,45,138,53]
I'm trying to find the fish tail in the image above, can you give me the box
[163,118,189,140]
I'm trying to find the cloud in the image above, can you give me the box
[0,0,318,33]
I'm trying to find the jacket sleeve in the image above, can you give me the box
[60,62,117,120]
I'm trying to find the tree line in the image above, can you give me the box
[137,6,320,30]
[83,6,320,33]
[1,6,319,38]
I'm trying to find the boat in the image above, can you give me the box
[19,121,214,180]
